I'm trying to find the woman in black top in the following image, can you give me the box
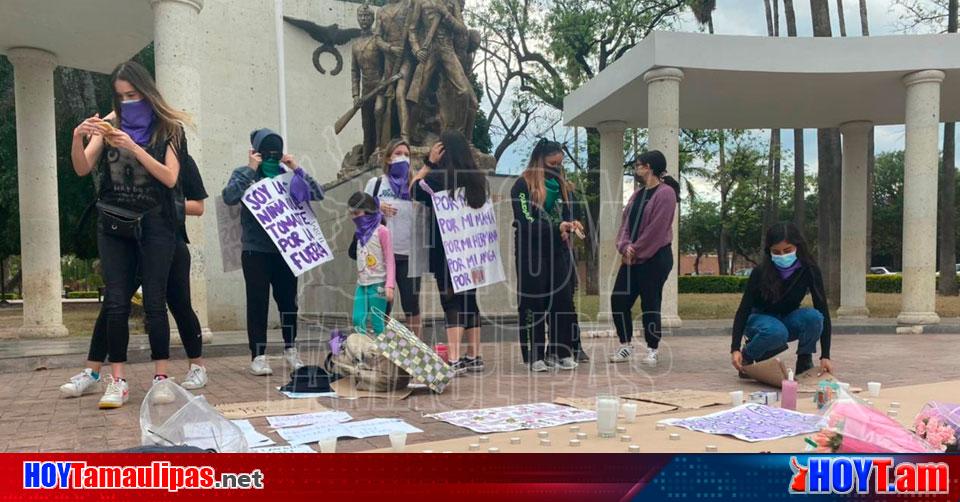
[730,222,835,376]
[511,139,584,372]
[69,61,188,409]
[412,130,488,375]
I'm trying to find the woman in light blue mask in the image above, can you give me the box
[730,222,834,377]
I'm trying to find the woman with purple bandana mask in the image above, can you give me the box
[730,222,835,378]
[68,60,191,410]
[364,139,422,339]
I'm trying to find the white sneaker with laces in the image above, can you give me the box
[543,354,559,368]
[181,364,208,390]
[151,376,176,404]
[250,355,273,376]
[60,368,100,398]
[530,360,549,372]
[608,344,633,363]
[284,348,305,371]
[558,357,579,370]
[98,376,129,409]
[642,348,659,366]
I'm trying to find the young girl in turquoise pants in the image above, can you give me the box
[349,191,396,334]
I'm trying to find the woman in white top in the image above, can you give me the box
[364,138,422,338]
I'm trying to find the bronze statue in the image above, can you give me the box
[350,2,395,161]
[377,0,416,144]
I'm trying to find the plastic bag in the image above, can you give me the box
[329,333,410,392]
[140,379,248,452]
[808,387,937,453]
[913,401,960,452]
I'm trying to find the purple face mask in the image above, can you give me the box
[119,99,156,146]
[387,157,411,200]
[353,211,382,246]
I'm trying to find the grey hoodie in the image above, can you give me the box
[222,128,325,253]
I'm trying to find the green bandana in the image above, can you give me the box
[544,178,561,218]
[260,158,282,178]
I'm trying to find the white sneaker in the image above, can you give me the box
[609,344,633,363]
[60,368,100,398]
[181,364,208,390]
[543,354,559,368]
[151,376,176,404]
[530,360,549,372]
[558,357,579,370]
[642,348,659,366]
[98,376,129,409]
[249,355,273,376]
[284,348,305,371]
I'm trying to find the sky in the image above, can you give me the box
[476,0,957,202]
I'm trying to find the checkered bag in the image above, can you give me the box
[371,308,455,393]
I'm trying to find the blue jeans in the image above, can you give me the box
[742,308,823,362]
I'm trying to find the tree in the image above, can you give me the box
[782,0,805,233]
[872,151,905,270]
[762,0,782,241]
[859,0,876,274]
[725,140,769,264]
[810,0,842,305]
[939,0,958,294]
[680,199,720,274]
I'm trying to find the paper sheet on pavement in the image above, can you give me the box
[266,411,353,429]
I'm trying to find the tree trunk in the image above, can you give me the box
[784,0,804,231]
[717,133,729,275]
[764,0,774,36]
[0,258,6,304]
[938,0,958,295]
[836,0,847,36]
[859,0,874,272]
[763,0,781,236]
[694,253,702,275]
[858,0,869,36]
[811,0,842,305]
[584,127,601,295]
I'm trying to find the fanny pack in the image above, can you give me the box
[96,202,158,241]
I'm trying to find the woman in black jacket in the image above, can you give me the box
[511,139,583,372]
[412,130,488,375]
[730,222,835,376]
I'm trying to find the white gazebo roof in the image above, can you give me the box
[563,31,960,130]
[0,0,154,73]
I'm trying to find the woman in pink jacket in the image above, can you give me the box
[609,150,680,366]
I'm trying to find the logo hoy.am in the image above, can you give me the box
[790,457,949,495]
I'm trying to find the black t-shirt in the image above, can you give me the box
[627,184,660,242]
[98,140,172,213]
[175,153,207,242]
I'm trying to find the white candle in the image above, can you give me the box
[867,382,882,397]
[729,390,743,406]
[622,402,638,423]
[596,395,620,438]
[389,432,407,452]
[318,437,337,453]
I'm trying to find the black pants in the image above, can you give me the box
[242,250,298,359]
[517,279,579,364]
[435,269,480,329]
[96,212,176,363]
[87,238,203,363]
[610,245,673,349]
[386,256,421,317]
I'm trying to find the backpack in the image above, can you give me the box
[348,176,382,260]
[328,333,410,392]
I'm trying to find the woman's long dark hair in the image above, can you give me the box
[757,222,816,302]
[636,150,680,202]
[438,129,487,209]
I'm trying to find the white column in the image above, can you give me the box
[837,121,871,319]
[898,70,945,325]
[8,48,68,338]
[644,67,684,328]
[597,122,626,323]
[151,0,213,340]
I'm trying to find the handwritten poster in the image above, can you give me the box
[214,195,242,273]
[430,188,505,292]
[659,404,824,442]
[241,172,333,276]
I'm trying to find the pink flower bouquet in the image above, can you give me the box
[913,402,959,452]
[807,392,938,453]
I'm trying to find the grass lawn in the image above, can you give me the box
[0,302,143,337]
[575,293,960,322]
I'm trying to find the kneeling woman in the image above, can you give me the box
[730,222,834,376]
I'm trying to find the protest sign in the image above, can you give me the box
[241,172,333,276]
[215,195,243,273]
[430,188,505,293]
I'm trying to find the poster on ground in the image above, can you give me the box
[241,172,333,276]
[430,188,505,293]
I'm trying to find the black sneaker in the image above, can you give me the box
[462,356,485,373]
[449,359,468,376]
[576,351,590,363]
[795,354,814,376]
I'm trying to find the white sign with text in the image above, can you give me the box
[431,188,505,293]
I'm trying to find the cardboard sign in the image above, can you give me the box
[214,399,329,419]
[214,195,243,273]
[622,389,729,410]
[241,172,333,276]
[430,188,505,292]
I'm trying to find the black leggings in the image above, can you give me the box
[436,270,480,329]
[387,256,421,317]
[242,251,298,359]
[517,279,579,364]
[96,212,176,363]
[88,238,203,362]
[610,245,673,349]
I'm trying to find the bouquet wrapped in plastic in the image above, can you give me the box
[913,402,959,452]
[807,388,937,453]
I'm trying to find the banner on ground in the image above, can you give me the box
[242,172,333,276]
[430,188,505,293]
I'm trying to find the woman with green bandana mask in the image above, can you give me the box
[510,138,585,372]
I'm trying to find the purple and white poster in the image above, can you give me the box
[660,403,825,442]
[242,172,333,276]
[430,188,505,293]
